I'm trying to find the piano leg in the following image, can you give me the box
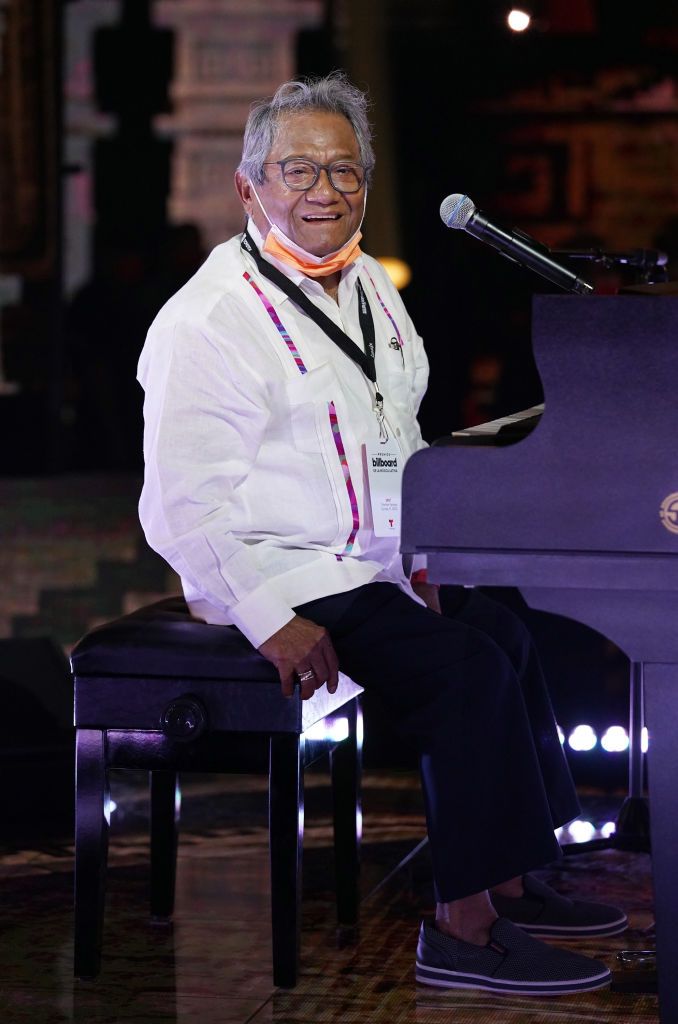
[614,661,651,851]
[563,659,650,856]
[643,662,678,1024]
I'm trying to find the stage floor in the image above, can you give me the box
[0,770,659,1023]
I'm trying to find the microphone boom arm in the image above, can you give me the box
[467,213,593,295]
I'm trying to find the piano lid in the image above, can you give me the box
[402,295,678,558]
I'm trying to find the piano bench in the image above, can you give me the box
[70,596,363,989]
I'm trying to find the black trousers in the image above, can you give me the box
[295,582,580,903]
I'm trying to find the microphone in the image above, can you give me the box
[440,193,594,295]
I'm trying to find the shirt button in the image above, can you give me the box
[396,428,401,437]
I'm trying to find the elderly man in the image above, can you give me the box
[138,72,625,996]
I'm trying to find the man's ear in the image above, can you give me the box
[234,171,253,214]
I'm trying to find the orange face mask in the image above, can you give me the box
[251,183,365,278]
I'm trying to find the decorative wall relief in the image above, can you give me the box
[154,0,323,250]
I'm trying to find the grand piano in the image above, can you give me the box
[402,295,678,1022]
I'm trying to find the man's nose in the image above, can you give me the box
[306,168,338,200]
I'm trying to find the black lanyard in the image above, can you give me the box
[241,230,380,393]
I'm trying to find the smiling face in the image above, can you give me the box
[235,110,366,258]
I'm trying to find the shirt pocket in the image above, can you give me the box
[283,362,339,453]
[281,362,363,549]
[383,352,414,418]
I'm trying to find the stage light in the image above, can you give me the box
[507,8,531,32]
[568,724,597,751]
[568,818,596,843]
[601,726,629,753]
[557,725,565,745]
[330,717,350,742]
[377,257,412,290]
[601,821,616,838]
[304,716,349,742]
[642,727,649,753]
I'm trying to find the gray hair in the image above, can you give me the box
[237,71,375,186]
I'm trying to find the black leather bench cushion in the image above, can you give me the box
[72,596,363,735]
[70,596,277,682]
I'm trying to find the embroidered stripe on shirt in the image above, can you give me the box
[244,271,307,374]
[243,270,360,554]
[365,271,404,348]
[328,401,360,554]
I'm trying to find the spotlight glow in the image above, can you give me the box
[642,727,649,753]
[377,257,412,291]
[557,725,565,746]
[601,821,617,838]
[304,716,349,743]
[104,795,115,825]
[601,726,630,753]
[568,724,597,752]
[568,819,596,843]
[507,8,531,31]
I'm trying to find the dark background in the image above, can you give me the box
[1,0,676,794]
[2,0,677,470]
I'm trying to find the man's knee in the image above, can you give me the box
[455,590,533,678]
[464,628,521,696]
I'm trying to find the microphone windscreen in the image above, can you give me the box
[440,193,475,229]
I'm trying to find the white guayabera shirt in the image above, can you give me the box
[138,220,429,649]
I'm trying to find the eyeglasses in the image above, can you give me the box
[263,159,366,194]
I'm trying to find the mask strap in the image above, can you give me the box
[249,182,273,229]
[357,189,368,233]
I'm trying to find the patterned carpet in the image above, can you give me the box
[0,771,659,1024]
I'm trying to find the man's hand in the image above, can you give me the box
[258,615,340,699]
[412,581,442,614]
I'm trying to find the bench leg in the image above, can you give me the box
[74,728,109,978]
[150,770,180,920]
[330,699,362,927]
[269,734,303,988]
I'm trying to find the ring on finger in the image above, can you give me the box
[298,669,315,683]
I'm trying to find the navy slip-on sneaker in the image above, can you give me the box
[491,874,628,938]
[415,917,611,996]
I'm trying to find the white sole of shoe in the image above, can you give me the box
[518,916,628,938]
[415,962,612,996]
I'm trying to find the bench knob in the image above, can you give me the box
[160,695,208,741]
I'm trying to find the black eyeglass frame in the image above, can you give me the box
[262,158,366,194]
